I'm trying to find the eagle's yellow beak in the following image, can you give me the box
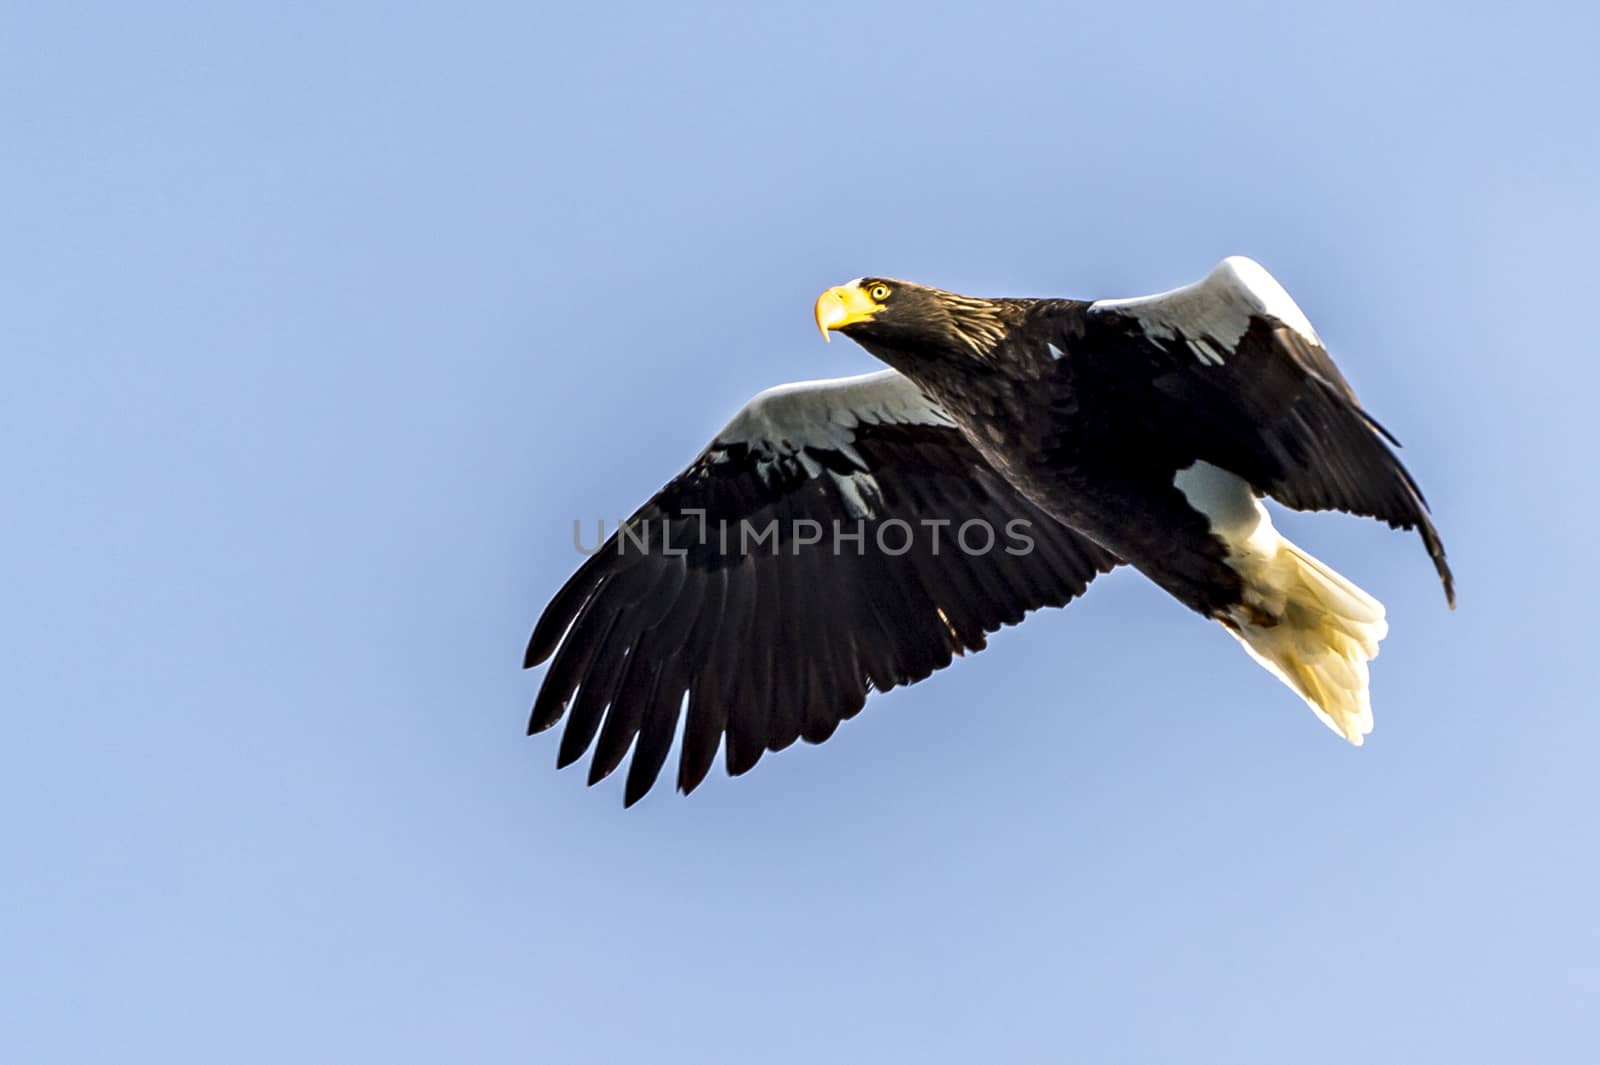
[814,283,883,342]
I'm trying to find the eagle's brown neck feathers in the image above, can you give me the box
[936,292,1011,359]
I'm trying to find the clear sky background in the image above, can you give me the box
[4,2,1598,1062]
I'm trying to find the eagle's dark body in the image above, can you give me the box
[851,296,1250,618]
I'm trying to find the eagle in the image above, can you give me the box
[526,257,1452,805]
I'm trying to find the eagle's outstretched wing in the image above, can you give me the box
[1087,256,1453,605]
[526,370,1118,804]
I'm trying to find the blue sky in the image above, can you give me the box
[4,2,1598,1061]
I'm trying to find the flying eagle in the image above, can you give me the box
[526,257,1452,805]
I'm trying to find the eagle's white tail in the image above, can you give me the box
[1225,536,1389,744]
[1174,461,1390,742]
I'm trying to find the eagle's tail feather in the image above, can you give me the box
[1224,536,1389,744]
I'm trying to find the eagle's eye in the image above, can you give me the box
[869,284,891,301]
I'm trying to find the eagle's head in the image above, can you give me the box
[814,278,1010,363]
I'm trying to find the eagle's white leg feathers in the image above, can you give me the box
[1175,462,1388,743]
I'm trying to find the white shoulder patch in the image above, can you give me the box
[718,370,956,452]
[1089,256,1322,364]
[1218,256,1320,343]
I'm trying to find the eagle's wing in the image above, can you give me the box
[1087,256,1453,605]
[526,370,1118,804]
